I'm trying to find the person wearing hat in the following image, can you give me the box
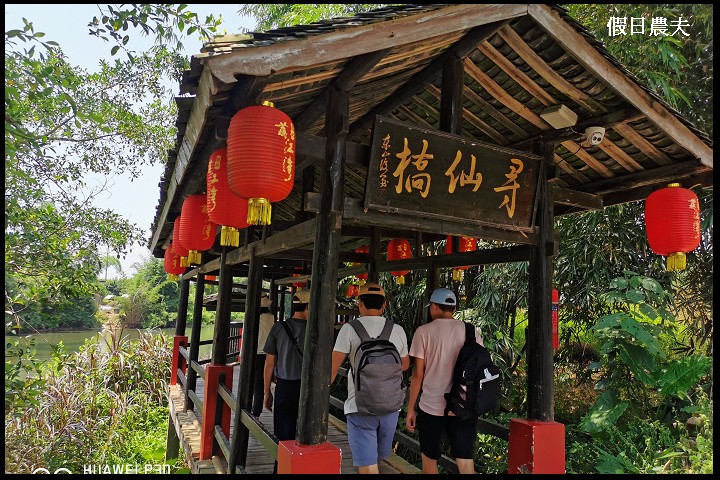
[262,288,310,457]
[405,287,483,474]
[330,282,410,474]
[250,295,275,417]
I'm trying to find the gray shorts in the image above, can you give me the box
[346,410,400,467]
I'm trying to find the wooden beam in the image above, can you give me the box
[496,25,607,115]
[601,170,713,207]
[464,58,551,131]
[205,5,527,80]
[528,4,713,168]
[476,42,557,106]
[576,159,711,195]
[343,198,538,245]
[349,19,512,139]
[612,122,674,166]
[551,185,602,210]
[596,138,644,173]
[294,48,392,131]
[560,140,614,178]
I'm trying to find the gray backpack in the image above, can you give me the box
[350,318,405,415]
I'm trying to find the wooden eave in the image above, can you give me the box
[149,3,712,263]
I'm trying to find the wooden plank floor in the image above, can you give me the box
[168,364,420,474]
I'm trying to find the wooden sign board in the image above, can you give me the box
[364,116,542,231]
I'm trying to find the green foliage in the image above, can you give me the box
[239,4,394,30]
[4,337,47,415]
[118,257,179,328]
[581,272,711,433]
[564,4,713,136]
[4,329,173,473]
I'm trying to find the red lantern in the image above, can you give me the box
[206,275,217,282]
[226,101,296,225]
[387,238,412,285]
[645,183,701,271]
[164,244,185,281]
[206,147,249,247]
[445,235,477,282]
[179,194,217,265]
[354,245,369,284]
[172,224,190,268]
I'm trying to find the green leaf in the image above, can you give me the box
[111,45,120,56]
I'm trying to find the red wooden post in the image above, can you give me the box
[508,419,565,474]
[199,364,234,460]
[277,441,342,474]
[170,335,188,386]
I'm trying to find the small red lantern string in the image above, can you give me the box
[387,238,412,285]
[226,101,296,226]
[179,194,217,265]
[206,147,249,247]
[445,235,477,282]
[644,183,701,271]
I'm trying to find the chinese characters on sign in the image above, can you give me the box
[607,16,690,37]
[365,116,541,231]
[207,152,222,213]
[276,121,295,182]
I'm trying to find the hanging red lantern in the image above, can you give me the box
[164,244,185,281]
[387,238,412,285]
[172,224,190,268]
[179,194,217,265]
[206,147,249,247]
[445,235,477,282]
[226,101,296,226]
[354,245,369,284]
[206,275,217,282]
[645,183,701,271]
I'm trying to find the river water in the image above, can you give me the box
[5,324,217,364]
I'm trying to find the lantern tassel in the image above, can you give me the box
[188,250,201,265]
[220,226,240,247]
[452,269,464,282]
[667,252,687,272]
[180,256,188,268]
[168,274,179,282]
[395,275,405,285]
[248,197,272,225]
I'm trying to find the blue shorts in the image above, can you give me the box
[346,411,400,467]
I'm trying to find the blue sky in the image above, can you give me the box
[5,4,256,277]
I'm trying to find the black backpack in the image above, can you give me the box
[444,322,500,421]
[349,318,405,415]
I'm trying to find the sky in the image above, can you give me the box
[5,4,257,278]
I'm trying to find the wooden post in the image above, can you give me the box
[508,141,565,474]
[184,272,206,410]
[175,274,190,335]
[526,142,555,420]
[211,246,232,365]
[369,226,380,283]
[294,86,346,466]
[170,274,190,386]
[229,246,264,471]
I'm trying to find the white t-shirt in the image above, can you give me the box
[256,312,274,355]
[333,315,409,415]
[408,317,483,416]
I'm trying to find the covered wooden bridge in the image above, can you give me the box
[150,4,713,474]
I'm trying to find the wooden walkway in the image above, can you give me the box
[168,364,420,474]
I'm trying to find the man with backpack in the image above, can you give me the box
[331,282,410,474]
[263,288,309,463]
[405,288,484,474]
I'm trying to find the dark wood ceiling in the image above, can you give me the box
[149,4,712,272]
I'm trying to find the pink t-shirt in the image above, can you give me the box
[408,317,483,416]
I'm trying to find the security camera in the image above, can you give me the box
[585,126,605,146]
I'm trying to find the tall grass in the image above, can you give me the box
[4,328,184,474]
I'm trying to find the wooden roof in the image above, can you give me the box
[149,4,712,264]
